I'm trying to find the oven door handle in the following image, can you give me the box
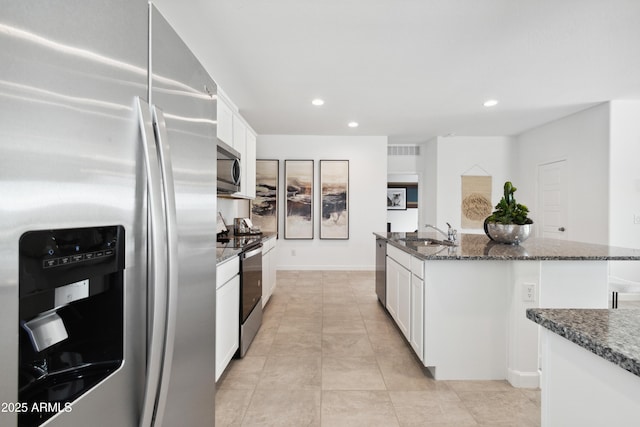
[242,246,263,259]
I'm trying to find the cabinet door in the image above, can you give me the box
[217,97,233,146]
[232,114,246,154]
[410,274,424,361]
[262,248,271,307]
[215,275,239,381]
[269,243,277,294]
[244,129,256,199]
[397,264,411,340]
[386,257,399,320]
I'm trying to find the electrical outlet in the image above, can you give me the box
[291,249,296,256]
[523,283,536,302]
[634,214,640,225]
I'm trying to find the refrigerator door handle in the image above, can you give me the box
[149,105,180,427]
[135,97,169,427]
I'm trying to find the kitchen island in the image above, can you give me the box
[527,308,640,427]
[374,232,640,387]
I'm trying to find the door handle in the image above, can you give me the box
[136,97,168,427]
[150,104,179,427]
[558,227,566,232]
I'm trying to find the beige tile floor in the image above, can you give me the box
[215,270,542,426]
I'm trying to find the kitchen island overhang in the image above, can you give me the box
[528,308,640,426]
[374,232,640,388]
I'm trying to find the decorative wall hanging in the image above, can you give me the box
[250,160,279,236]
[387,187,407,210]
[461,175,493,229]
[320,160,349,239]
[387,187,407,211]
[284,160,314,239]
[388,182,418,208]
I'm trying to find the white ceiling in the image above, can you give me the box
[155,0,640,143]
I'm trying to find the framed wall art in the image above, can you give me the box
[284,160,314,239]
[320,160,349,239]
[250,159,279,236]
[387,187,407,210]
[388,182,418,208]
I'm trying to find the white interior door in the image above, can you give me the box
[538,160,568,239]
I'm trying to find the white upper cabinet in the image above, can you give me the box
[244,129,256,198]
[217,95,233,147]
[232,112,247,153]
[217,86,256,199]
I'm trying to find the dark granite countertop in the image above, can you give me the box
[216,233,276,264]
[374,232,640,261]
[527,308,640,378]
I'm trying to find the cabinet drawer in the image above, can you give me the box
[216,256,239,289]
[387,244,411,270]
[263,236,275,252]
[411,256,424,279]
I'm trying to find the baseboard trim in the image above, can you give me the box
[276,265,375,271]
[507,368,540,389]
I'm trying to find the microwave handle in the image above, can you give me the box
[232,158,241,185]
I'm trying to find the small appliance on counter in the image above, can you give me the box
[233,218,262,236]
[217,212,229,236]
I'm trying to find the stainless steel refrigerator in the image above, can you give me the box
[1,2,217,426]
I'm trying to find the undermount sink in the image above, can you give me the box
[399,237,458,247]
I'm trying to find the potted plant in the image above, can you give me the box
[484,181,533,244]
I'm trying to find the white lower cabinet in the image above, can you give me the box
[410,273,424,361]
[386,249,411,341]
[397,266,411,340]
[262,236,277,307]
[386,257,399,320]
[386,243,425,362]
[216,257,240,381]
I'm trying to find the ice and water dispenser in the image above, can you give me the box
[18,226,125,426]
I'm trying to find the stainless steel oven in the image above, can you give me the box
[238,243,262,357]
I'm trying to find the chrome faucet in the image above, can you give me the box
[425,223,457,243]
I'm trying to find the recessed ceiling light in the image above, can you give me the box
[348,121,359,128]
[311,98,324,106]
[483,99,499,107]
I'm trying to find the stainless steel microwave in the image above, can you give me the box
[217,140,241,193]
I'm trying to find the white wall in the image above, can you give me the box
[216,197,249,229]
[257,135,388,270]
[388,151,423,174]
[387,209,419,232]
[387,173,419,232]
[609,100,640,249]
[514,103,611,244]
[422,136,514,234]
[609,100,640,280]
[423,139,438,229]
